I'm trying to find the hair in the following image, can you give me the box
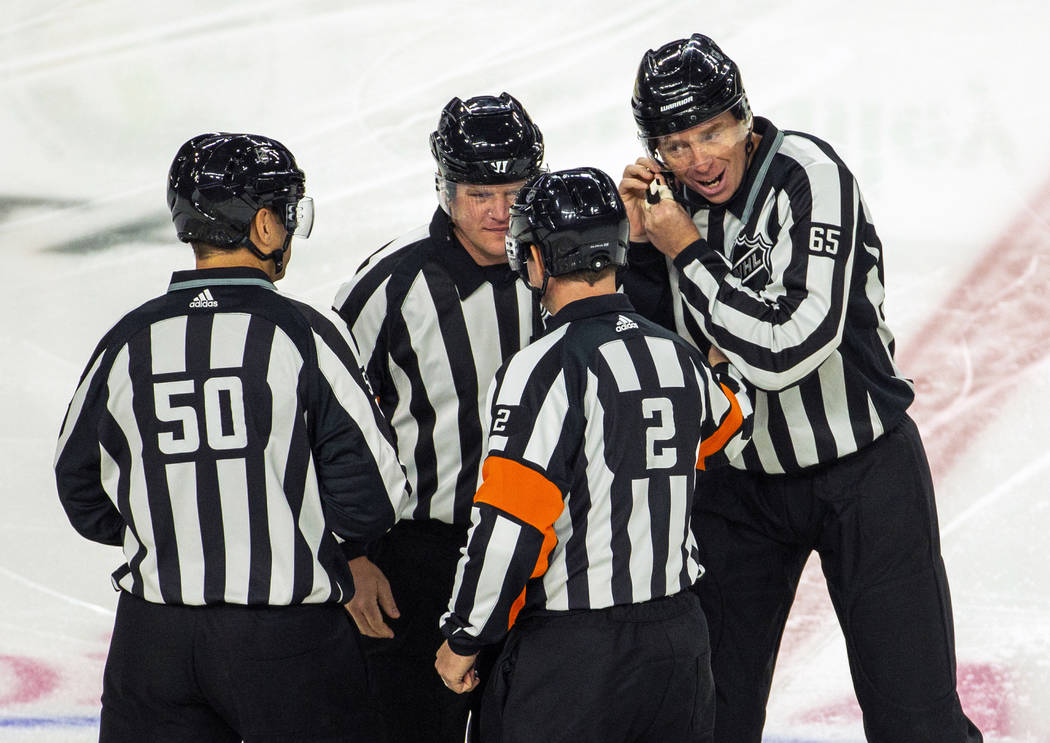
[189,207,282,259]
[558,264,618,286]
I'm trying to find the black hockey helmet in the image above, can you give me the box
[167,132,313,251]
[506,167,628,291]
[430,93,545,186]
[632,34,751,144]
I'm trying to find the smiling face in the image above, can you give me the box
[654,110,752,204]
[447,180,528,266]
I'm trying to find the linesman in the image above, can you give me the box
[619,34,983,742]
[333,93,545,742]
[54,132,410,742]
[435,167,752,743]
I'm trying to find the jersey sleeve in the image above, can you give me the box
[673,158,858,391]
[332,249,396,397]
[440,343,572,654]
[694,360,753,469]
[307,310,411,551]
[53,343,125,546]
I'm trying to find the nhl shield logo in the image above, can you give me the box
[731,232,773,283]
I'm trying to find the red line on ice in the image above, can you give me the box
[773,179,1050,733]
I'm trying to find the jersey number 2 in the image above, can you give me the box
[642,397,677,469]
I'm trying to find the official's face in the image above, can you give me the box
[656,111,751,205]
[449,180,527,266]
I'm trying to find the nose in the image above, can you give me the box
[490,194,512,221]
[690,143,715,170]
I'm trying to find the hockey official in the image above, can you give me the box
[435,167,752,743]
[619,35,983,742]
[54,133,410,742]
[333,93,545,742]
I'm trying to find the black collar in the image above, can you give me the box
[544,293,636,333]
[168,266,276,293]
[680,116,781,220]
[427,208,518,298]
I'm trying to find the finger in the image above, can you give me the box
[363,600,394,638]
[622,163,656,185]
[376,577,400,619]
[352,597,394,638]
[344,602,377,637]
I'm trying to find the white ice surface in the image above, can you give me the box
[2,1,1049,740]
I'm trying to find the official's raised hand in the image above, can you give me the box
[619,158,662,241]
[640,174,700,259]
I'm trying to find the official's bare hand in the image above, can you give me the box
[435,641,480,694]
[641,188,700,260]
[345,556,399,638]
[619,158,662,241]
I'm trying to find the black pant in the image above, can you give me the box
[480,592,714,743]
[358,519,490,743]
[100,591,383,742]
[692,415,982,743]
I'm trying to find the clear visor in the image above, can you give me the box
[285,197,314,238]
[644,117,750,169]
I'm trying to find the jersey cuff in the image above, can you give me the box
[446,634,484,656]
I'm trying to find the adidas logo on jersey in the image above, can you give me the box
[189,289,218,309]
[615,315,638,332]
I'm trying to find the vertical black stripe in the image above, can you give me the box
[608,475,634,605]
[243,317,275,604]
[185,313,227,603]
[284,400,316,604]
[492,279,523,362]
[563,466,592,608]
[423,264,483,519]
[799,374,837,463]
[648,476,671,598]
[387,309,438,519]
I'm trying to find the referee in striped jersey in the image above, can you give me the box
[54,133,410,742]
[435,167,752,743]
[619,35,982,742]
[332,93,545,742]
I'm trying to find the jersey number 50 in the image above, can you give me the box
[154,376,247,454]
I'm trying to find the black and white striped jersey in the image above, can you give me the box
[54,267,410,607]
[622,117,915,474]
[333,208,543,525]
[440,294,751,654]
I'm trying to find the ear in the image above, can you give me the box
[529,244,544,273]
[250,208,279,249]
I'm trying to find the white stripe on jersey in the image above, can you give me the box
[645,336,685,388]
[598,340,641,392]
[150,316,186,375]
[264,328,301,605]
[217,457,251,604]
[210,313,251,369]
[628,478,656,602]
[166,460,204,605]
[466,515,523,637]
[522,371,568,472]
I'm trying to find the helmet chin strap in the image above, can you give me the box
[243,231,291,276]
[530,272,550,299]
